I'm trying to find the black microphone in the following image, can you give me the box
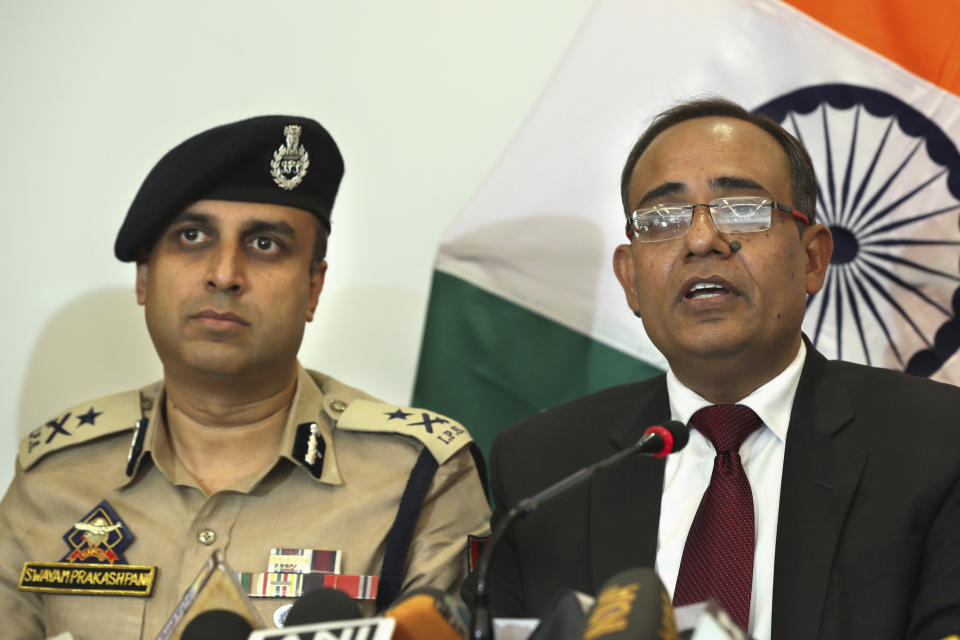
[470,420,689,640]
[515,421,688,515]
[180,609,253,640]
[282,586,363,627]
[581,568,679,640]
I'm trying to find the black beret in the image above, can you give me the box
[115,115,343,262]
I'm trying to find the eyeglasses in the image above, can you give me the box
[625,196,810,242]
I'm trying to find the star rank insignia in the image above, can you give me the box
[338,400,474,465]
[76,406,103,426]
[385,408,412,421]
[61,500,134,564]
[384,406,452,434]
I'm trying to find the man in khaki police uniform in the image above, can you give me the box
[0,115,491,638]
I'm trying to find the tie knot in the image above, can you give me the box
[689,404,762,452]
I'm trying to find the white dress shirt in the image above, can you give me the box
[656,341,807,640]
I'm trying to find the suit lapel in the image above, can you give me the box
[589,377,670,591]
[771,346,866,640]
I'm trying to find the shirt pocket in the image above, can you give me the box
[832,533,921,593]
[44,594,147,639]
[822,534,920,638]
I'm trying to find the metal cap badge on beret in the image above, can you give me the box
[114,115,343,262]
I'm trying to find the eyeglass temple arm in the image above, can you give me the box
[771,201,810,226]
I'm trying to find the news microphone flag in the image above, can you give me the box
[383,587,470,640]
[581,567,679,640]
[247,617,395,640]
[413,0,960,459]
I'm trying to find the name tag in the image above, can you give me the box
[19,561,156,597]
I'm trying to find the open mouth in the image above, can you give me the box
[685,282,730,300]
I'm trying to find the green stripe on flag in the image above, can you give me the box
[413,271,662,465]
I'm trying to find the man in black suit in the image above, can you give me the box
[486,98,960,639]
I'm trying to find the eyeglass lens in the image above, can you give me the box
[629,197,774,241]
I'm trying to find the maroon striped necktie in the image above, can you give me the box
[672,404,763,632]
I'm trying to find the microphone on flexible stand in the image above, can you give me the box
[469,420,690,640]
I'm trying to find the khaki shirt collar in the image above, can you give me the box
[116,365,343,490]
[277,364,343,486]
[113,381,166,490]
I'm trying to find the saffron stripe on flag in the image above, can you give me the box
[785,0,960,95]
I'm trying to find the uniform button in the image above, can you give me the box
[197,529,216,546]
[330,399,347,412]
[141,397,153,411]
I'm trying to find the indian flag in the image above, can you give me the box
[413,0,960,458]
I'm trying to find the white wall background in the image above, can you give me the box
[0,0,596,493]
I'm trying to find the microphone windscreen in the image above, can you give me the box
[529,590,591,639]
[384,586,468,640]
[665,420,690,452]
[581,567,679,640]
[181,610,253,640]
[283,586,363,627]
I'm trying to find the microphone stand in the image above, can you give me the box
[469,431,665,640]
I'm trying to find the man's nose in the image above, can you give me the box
[684,205,732,257]
[205,244,246,293]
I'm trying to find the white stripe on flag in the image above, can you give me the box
[435,0,960,376]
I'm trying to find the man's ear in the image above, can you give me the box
[613,244,642,317]
[135,262,149,306]
[305,260,327,322]
[802,223,833,295]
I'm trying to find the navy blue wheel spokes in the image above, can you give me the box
[755,84,960,375]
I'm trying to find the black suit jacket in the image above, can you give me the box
[486,346,960,639]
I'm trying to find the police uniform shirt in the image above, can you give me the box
[0,365,491,639]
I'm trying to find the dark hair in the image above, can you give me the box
[620,97,817,223]
[311,224,328,272]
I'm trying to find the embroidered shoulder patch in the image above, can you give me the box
[61,500,134,564]
[19,391,144,470]
[336,400,473,464]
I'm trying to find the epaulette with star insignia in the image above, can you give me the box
[18,391,144,470]
[337,400,474,464]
